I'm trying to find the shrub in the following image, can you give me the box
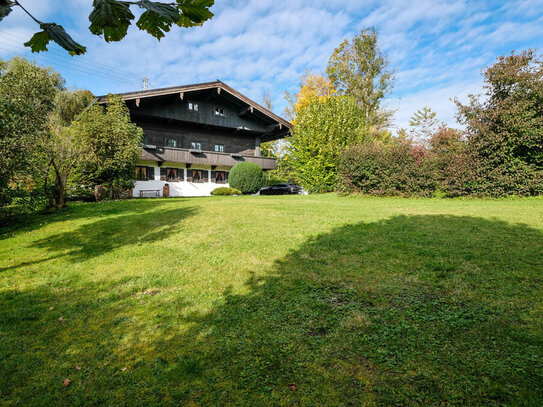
[338,141,437,196]
[211,187,242,196]
[228,162,264,194]
[66,184,96,202]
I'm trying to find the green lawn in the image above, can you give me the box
[1,195,542,406]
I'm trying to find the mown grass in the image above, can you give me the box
[1,195,542,406]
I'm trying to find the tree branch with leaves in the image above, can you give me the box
[0,0,214,55]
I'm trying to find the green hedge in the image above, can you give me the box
[338,139,543,198]
[338,141,438,197]
[228,162,264,194]
[211,187,242,196]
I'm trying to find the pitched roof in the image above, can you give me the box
[96,80,292,130]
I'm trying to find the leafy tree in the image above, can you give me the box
[288,96,369,193]
[261,89,273,111]
[72,94,143,199]
[50,89,94,128]
[327,27,395,127]
[455,49,543,196]
[0,57,63,209]
[41,127,86,209]
[261,138,297,185]
[260,139,281,159]
[272,73,337,186]
[0,0,214,55]
[263,158,299,186]
[41,89,95,209]
[283,73,336,122]
[408,107,441,144]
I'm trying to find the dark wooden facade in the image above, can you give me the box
[140,147,277,170]
[96,81,291,170]
[137,119,258,156]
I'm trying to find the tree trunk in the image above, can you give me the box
[52,161,68,210]
[44,160,56,209]
[57,174,67,209]
[108,181,114,200]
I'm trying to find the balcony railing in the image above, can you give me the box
[141,146,277,170]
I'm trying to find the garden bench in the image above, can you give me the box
[139,189,160,198]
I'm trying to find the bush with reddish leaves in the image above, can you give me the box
[338,140,438,196]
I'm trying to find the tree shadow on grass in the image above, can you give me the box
[1,214,542,406]
[0,199,179,241]
[1,200,196,271]
[176,215,543,406]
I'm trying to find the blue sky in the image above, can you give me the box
[0,0,542,130]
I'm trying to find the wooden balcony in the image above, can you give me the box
[141,146,277,170]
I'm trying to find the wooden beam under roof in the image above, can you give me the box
[238,105,254,116]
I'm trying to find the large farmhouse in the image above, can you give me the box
[96,80,291,197]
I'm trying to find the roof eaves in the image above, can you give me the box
[97,80,292,129]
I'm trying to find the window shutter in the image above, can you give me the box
[203,170,209,182]
[187,169,193,182]
[160,167,167,181]
[211,171,216,182]
[147,166,155,180]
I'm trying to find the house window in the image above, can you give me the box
[191,141,202,150]
[191,169,206,183]
[214,107,225,117]
[214,144,225,152]
[165,137,177,148]
[213,171,228,184]
[167,168,177,181]
[160,167,184,182]
[188,102,199,112]
[136,166,147,180]
[136,166,154,181]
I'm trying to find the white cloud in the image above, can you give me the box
[390,79,483,131]
[0,0,541,123]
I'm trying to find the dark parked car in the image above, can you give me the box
[259,183,304,195]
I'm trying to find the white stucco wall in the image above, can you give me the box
[133,164,230,197]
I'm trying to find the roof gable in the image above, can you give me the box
[96,80,292,131]
[128,91,272,133]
